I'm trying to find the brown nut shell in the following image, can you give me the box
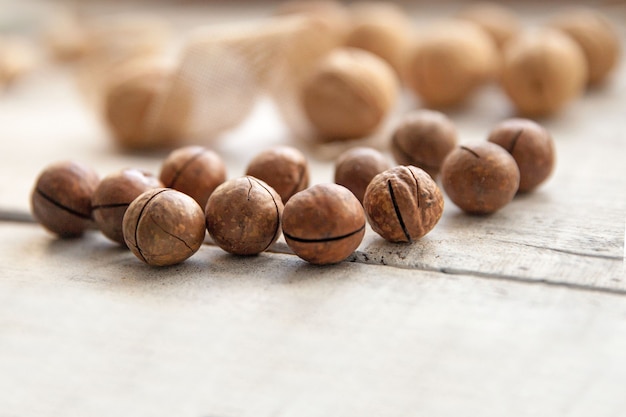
[301,47,398,141]
[160,145,227,208]
[92,168,163,245]
[123,188,206,266]
[487,118,555,192]
[283,183,365,264]
[31,161,100,238]
[441,142,520,214]
[391,110,458,179]
[363,166,444,243]
[205,176,284,256]
[550,8,620,85]
[501,29,587,116]
[245,146,309,203]
[334,146,390,204]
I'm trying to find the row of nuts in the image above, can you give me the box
[89,3,619,150]
[290,2,620,141]
[31,113,554,265]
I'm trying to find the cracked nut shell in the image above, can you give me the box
[123,188,206,266]
[487,118,555,193]
[92,168,163,245]
[334,146,390,204]
[441,142,520,214]
[160,145,227,209]
[391,110,458,179]
[245,146,309,203]
[282,183,365,265]
[31,161,100,238]
[205,176,284,256]
[363,165,444,243]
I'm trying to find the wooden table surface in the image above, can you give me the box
[1,1,625,416]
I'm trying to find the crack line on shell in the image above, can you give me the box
[283,223,365,243]
[35,188,92,220]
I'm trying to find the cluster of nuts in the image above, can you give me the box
[286,2,620,141]
[31,108,555,266]
[385,110,555,214]
[32,130,453,266]
[40,2,617,150]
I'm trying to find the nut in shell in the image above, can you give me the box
[550,7,620,85]
[301,47,398,141]
[363,166,444,243]
[92,168,163,245]
[441,142,520,214]
[487,118,555,193]
[245,146,309,203]
[205,176,284,256]
[501,29,587,116]
[160,145,227,209]
[391,110,458,179]
[123,188,206,266]
[403,20,499,108]
[282,183,366,265]
[334,146,390,204]
[31,161,100,238]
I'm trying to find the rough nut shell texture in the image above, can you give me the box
[31,161,100,238]
[282,183,366,265]
[364,166,444,243]
[123,188,206,266]
[205,176,283,256]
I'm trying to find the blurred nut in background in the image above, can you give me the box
[404,20,499,108]
[301,47,398,141]
[274,0,351,41]
[104,63,190,150]
[0,36,36,87]
[334,146,390,204]
[160,146,227,209]
[501,29,587,116]
[456,2,521,51]
[43,12,90,62]
[550,8,620,86]
[391,110,458,179]
[345,2,413,75]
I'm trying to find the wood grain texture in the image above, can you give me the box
[1,223,626,417]
[1,1,626,416]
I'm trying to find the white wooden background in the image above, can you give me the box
[1,1,625,416]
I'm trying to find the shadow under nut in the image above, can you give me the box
[364,165,444,243]
[123,188,206,266]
